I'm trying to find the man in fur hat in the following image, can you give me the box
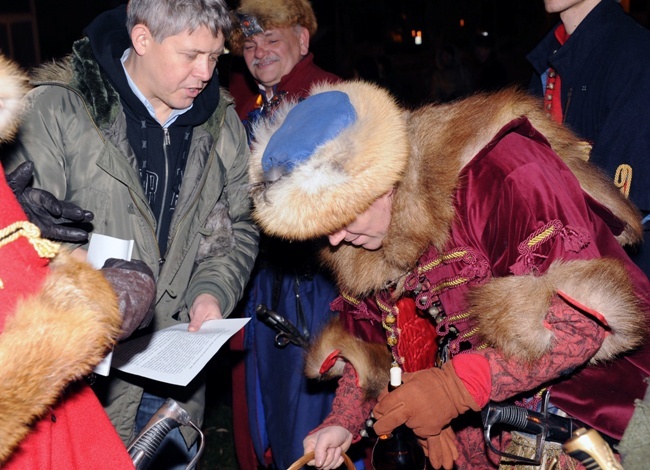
[248,80,650,469]
[228,0,339,137]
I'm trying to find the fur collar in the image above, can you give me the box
[29,38,233,139]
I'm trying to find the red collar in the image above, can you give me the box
[554,23,570,45]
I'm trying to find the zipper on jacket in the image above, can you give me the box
[167,140,217,248]
[128,187,162,264]
[156,127,171,246]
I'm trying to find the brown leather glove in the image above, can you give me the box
[101,258,155,340]
[373,361,480,439]
[421,427,459,470]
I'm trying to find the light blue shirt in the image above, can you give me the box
[120,48,192,128]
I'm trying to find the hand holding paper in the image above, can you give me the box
[112,319,250,386]
[188,293,223,331]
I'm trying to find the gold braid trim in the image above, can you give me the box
[417,249,468,274]
[0,221,59,259]
[614,163,633,198]
[341,292,361,306]
[526,224,557,248]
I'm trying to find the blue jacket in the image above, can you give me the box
[527,0,650,274]
[243,267,339,469]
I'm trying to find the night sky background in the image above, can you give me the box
[3,0,650,106]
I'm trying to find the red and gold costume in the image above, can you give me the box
[0,54,133,469]
[248,81,650,468]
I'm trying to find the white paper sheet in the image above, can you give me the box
[86,233,134,268]
[111,318,249,386]
[87,233,134,376]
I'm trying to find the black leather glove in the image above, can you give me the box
[6,161,94,242]
[101,258,156,341]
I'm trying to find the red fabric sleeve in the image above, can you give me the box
[310,362,377,442]
[451,354,492,408]
[474,295,608,402]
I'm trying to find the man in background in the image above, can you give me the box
[228,0,340,137]
[226,1,347,468]
[527,0,650,277]
[4,1,258,468]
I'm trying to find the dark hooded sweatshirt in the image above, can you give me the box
[84,5,220,255]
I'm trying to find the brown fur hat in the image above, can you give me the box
[249,80,409,240]
[229,0,318,55]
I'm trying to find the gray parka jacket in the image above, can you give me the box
[6,37,259,445]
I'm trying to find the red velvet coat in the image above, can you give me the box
[0,53,132,468]
[305,91,650,467]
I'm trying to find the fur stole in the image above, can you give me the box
[304,317,392,398]
[0,251,122,463]
[321,88,643,297]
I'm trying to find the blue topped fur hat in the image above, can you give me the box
[249,80,409,240]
